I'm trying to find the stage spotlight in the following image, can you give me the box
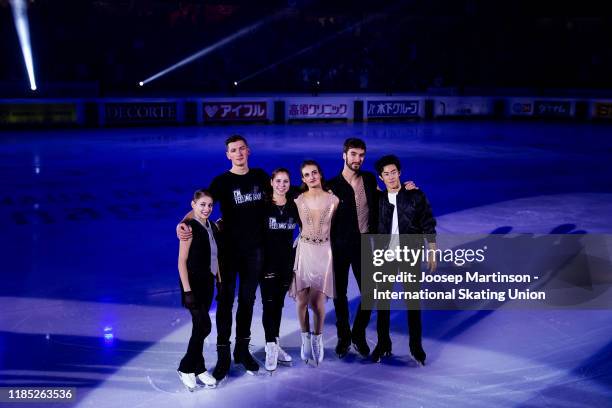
[10,0,37,92]
[139,11,288,86]
[139,81,144,87]
[233,81,238,86]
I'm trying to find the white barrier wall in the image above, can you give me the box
[3,95,612,126]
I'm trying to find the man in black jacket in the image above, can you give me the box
[373,154,437,365]
[326,138,381,358]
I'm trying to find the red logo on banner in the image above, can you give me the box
[288,103,348,118]
[203,102,267,121]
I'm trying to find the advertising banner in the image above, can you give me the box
[507,99,576,118]
[103,101,180,125]
[507,99,534,116]
[533,100,574,118]
[286,98,352,120]
[366,100,422,119]
[591,101,612,119]
[434,97,494,117]
[0,103,79,125]
[202,101,268,122]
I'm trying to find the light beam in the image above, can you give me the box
[139,11,288,86]
[10,0,37,91]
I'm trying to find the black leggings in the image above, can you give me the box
[260,264,293,343]
[178,274,215,374]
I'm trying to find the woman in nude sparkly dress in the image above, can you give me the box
[289,160,339,366]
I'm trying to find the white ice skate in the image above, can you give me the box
[276,337,293,364]
[177,370,197,392]
[300,332,312,363]
[311,333,324,365]
[196,371,217,388]
[265,341,279,371]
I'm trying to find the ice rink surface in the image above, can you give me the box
[1,121,611,407]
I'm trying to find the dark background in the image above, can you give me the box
[2,0,612,96]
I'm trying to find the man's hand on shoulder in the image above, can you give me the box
[404,180,418,190]
[177,222,192,241]
[215,218,224,232]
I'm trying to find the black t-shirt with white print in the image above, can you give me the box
[209,168,270,250]
[264,199,299,271]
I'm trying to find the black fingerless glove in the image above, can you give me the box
[184,291,197,309]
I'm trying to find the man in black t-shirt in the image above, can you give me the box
[178,135,269,380]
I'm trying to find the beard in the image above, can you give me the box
[345,159,362,171]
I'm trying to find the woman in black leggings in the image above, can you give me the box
[177,189,221,390]
[261,168,299,371]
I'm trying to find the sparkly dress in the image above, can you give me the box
[289,192,339,299]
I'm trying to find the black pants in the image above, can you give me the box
[333,240,371,342]
[375,261,422,347]
[375,309,422,347]
[260,263,293,343]
[216,246,263,345]
[179,273,215,375]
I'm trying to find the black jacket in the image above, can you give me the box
[327,171,379,247]
[378,188,436,243]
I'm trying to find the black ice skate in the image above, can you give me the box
[352,336,371,357]
[233,339,260,374]
[409,341,426,366]
[335,337,351,358]
[370,342,392,363]
[212,344,231,381]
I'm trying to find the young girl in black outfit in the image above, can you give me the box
[177,189,221,390]
[261,168,299,371]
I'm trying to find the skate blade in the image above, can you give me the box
[409,355,425,367]
[351,344,370,358]
[214,376,228,387]
[196,381,217,389]
[277,360,293,367]
[179,382,198,392]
